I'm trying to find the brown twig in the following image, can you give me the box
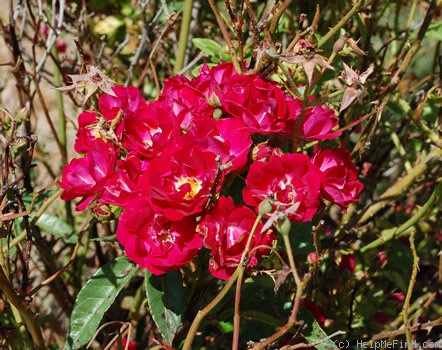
[208,0,242,72]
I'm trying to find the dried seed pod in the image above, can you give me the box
[347,38,367,56]
[333,32,350,54]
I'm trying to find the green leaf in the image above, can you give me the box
[192,38,222,60]
[299,308,339,350]
[64,257,139,350]
[35,213,77,244]
[145,270,184,346]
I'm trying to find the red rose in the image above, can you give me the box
[116,197,203,275]
[312,147,364,211]
[196,62,303,135]
[160,75,215,132]
[60,139,117,210]
[221,74,302,134]
[243,153,324,222]
[299,105,341,140]
[251,143,283,163]
[98,85,146,120]
[179,117,252,174]
[139,144,220,221]
[100,153,147,207]
[121,100,181,160]
[197,196,275,280]
[74,110,99,153]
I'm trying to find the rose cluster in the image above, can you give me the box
[60,62,363,279]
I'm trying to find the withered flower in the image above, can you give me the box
[56,65,116,105]
[279,40,334,85]
[339,62,373,112]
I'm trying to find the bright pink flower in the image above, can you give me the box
[312,147,364,211]
[74,110,99,153]
[388,292,405,304]
[116,197,203,275]
[221,74,302,134]
[374,251,388,269]
[196,62,303,135]
[100,153,147,207]
[122,100,181,160]
[197,196,275,280]
[139,145,220,221]
[160,75,215,132]
[251,143,283,163]
[243,153,324,222]
[299,105,341,140]
[60,139,117,210]
[179,117,252,173]
[214,118,252,171]
[99,85,146,121]
[308,252,319,264]
[197,62,238,86]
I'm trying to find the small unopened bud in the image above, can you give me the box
[92,204,114,222]
[213,108,222,120]
[276,217,291,236]
[206,91,221,107]
[258,198,273,216]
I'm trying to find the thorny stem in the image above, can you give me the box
[360,182,440,253]
[371,317,442,341]
[401,232,419,349]
[382,0,437,94]
[182,214,263,350]
[317,0,364,48]
[232,260,244,350]
[276,60,302,98]
[388,291,437,331]
[252,226,306,349]
[269,0,292,34]
[280,330,346,350]
[0,266,46,349]
[208,0,242,72]
[9,188,65,249]
[174,0,194,73]
[358,148,442,225]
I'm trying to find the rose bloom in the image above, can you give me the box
[312,147,364,211]
[60,139,117,210]
[121,100,181,160]
[196,62,303,135]
[197,196,275,280]
[243,153,324,222]
[100,153,147,207]
[160,74,215,132]
[116,197,203,275]
[298,105,341,141]
[251,143,283,163]
[139,144,220,221]
[220,73,302,134]
[74,110,98,153]
[99,85,147,121]
[179,117,252,174]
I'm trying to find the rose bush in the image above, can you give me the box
[60,62,363,278]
